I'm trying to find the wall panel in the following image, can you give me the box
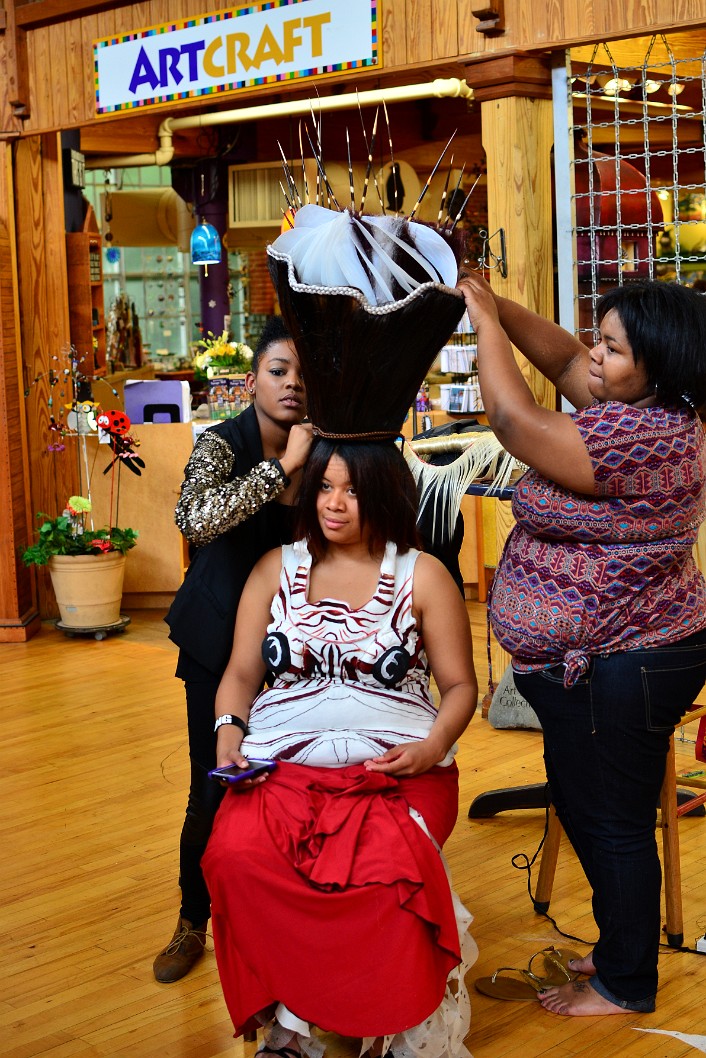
[380,0,407,69]
[64,18,84,128]
[48,22,70,130]
[80,14,102,124]
[432,2,459,60]
[17,0,706,135]
[406,0,434,64]
[28,24,54,133]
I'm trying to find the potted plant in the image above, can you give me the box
[22,495,138,629]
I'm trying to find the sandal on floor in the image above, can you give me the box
[540,946,583,983]
[474,946,582,1002]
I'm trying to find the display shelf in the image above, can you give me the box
[66,205,107,377]
[427,331,484,416]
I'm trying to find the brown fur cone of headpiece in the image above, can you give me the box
[267,252,465,439]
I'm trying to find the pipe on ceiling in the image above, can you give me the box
[86,77,473,170]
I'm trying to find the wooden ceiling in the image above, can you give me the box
[572,30,706,74]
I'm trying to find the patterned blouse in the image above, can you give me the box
[490,402,706,686]
[238,540,456,767]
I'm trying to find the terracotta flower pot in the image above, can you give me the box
[48,552,126,628]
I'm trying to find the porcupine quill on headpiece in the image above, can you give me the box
[267,109,512,541]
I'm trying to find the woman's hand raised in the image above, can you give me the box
[456,271,500,335]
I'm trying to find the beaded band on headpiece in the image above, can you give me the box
[312,427,400,441]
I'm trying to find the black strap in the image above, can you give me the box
[257,1047,301,1058]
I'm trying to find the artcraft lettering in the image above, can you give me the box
[95,1,377,115]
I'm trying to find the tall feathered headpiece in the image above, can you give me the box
[269,206,467,439]
[267,109,517,539]
[267,111,474,439]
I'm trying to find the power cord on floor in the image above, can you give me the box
[509,788,706,956]
[510,787,598,948]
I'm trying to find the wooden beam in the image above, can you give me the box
[463,53,553,102]
[14,0,135,30]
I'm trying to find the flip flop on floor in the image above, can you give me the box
[474,946,584,1002]
[540,946,583,983]
[474,968,542,1001]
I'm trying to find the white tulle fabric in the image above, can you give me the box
[271,204,461,306]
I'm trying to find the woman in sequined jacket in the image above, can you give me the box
[458,273,706,1018]
[153,317,312,983]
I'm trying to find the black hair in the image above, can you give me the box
[294,439,421,562]
[252,315,292,373]
[596,280,706,411]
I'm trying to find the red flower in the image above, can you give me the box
[90,538,113,553]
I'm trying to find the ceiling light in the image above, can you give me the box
[642,80,662,94]
[190,218,222,276]
[666,82,685,97]
[596,75,632,95]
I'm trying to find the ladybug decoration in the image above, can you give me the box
[96,409,130,435]
[97,410,146,476]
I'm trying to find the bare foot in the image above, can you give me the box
[538,980,630,1016]
[567,952,595,976]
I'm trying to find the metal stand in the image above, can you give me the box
[55,615,131,641]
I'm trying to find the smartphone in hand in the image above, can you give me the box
[208,759,277,783]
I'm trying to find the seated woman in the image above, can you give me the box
[202,436,478,1058]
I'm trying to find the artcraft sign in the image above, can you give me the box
[94,0,379,115]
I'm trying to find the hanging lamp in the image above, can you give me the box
[190,217,222,276]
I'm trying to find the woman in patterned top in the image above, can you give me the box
[202,438,478,1058]
[458,273,706,1016]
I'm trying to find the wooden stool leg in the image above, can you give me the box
[660,733,684,948]
[534,804,562,914]
[473,496,489,604]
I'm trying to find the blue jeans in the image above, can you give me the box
[514,629,706,1011]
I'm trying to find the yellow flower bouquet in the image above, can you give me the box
[191,331,254,381]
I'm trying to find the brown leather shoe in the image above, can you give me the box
[153,916,208,983]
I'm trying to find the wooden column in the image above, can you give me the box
[13,132,78,625]
[464,55,555,694]
[0,142,41,640]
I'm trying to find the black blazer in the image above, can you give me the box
[165,404,294,677]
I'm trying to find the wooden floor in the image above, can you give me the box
[3,605,706,1058]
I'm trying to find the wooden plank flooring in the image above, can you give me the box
[2,606,706,1058]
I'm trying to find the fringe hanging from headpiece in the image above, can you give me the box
[401,433,521,546]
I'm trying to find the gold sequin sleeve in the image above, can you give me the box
[175,429,287,546]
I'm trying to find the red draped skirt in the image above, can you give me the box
[202,761,461,1039]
